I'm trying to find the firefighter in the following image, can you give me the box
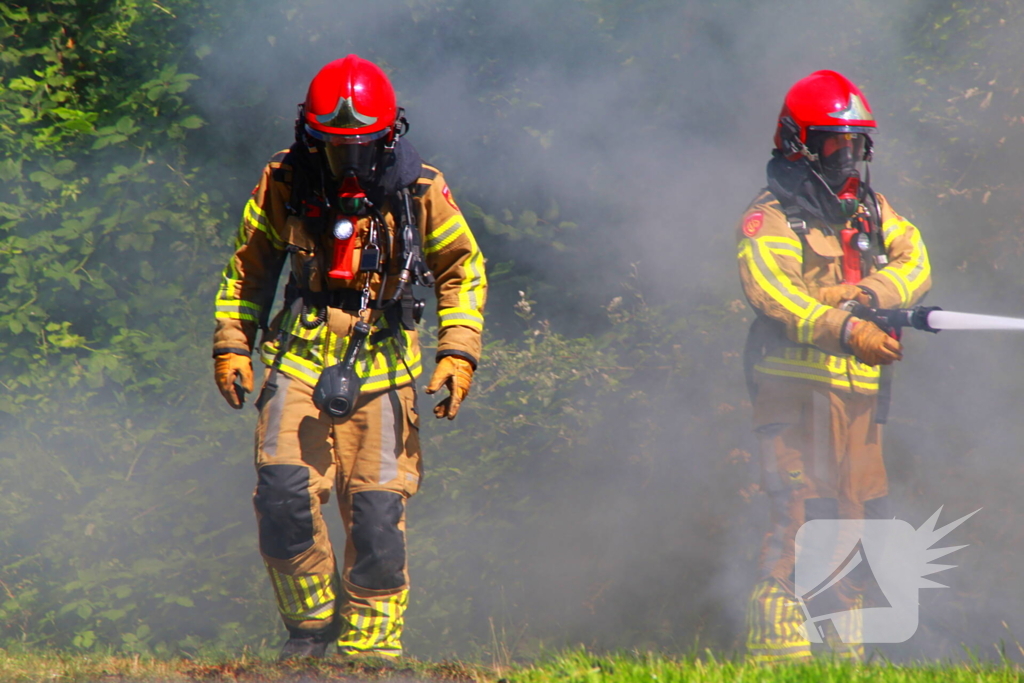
[212,55,486,660]
[736,70,930,663]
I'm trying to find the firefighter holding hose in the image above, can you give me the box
[212,55,486,660]
[736,70,930,663]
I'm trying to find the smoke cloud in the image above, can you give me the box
[175,0,1024,661]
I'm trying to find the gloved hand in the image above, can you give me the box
[817,283,871,308]
[845,320,902,366]
[214,353,254,409]
[425,356,475,420]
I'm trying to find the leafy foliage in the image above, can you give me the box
[1,0,1023,663]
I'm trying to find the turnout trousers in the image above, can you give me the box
[252,372,422,657]
[745,378,888,664]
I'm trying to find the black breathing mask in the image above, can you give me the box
[808,132,871,217]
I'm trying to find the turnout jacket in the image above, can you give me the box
[736,190,930,394]
[213,149,487,393]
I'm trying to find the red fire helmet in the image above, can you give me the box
[774,70,876,160]
[303,55,397,142]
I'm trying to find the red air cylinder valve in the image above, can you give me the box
[840,226,863,284]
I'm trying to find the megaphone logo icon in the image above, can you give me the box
[794,508,978,644]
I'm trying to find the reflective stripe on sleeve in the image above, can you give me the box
[244,198,284,248]
[739,237,828,345]
[457,231,486,318]
[878,218,930,307]
[438,306,484,330]
[215,281,261,321]
[424,214,467,255]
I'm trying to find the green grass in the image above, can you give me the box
[0,648,1020,683]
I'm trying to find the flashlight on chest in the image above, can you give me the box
[328,216,358,279]
[327,176,368,280]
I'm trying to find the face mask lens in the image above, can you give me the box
[324,141,380,180]
[811,133,866,191]
[304,125,389,180]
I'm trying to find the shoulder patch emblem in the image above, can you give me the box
[441,184,459,211]
[743,211,764,237]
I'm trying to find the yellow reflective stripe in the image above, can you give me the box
[757,358,845,383]
[801,304,829,345]
[740,238,824,344]
[746,580,811,664]
[286,311,325,341]
[215,269,264,318]
[457,230,486,314]
[424,214,466,254]
[215,296,261,319]
[878,268,911,304]
[244,198,283,248]
[755,363,879,391]
[881,217,909,243]
[260,344,424,392]
[438,306,484,330]
[266,569,333,622]
[361,353,423,393]
[759,235,803,256]
[849,360,882,379]
[215,309,259,322]
[266,568,336,622]
[337,590,406,656]
[883,246,929,306]
[879,218,931,305]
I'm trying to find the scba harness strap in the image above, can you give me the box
[743,191,895,423]
[256,135,431,412]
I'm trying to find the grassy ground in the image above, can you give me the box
[0,648,1021,683]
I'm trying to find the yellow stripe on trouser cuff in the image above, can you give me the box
[817,595,864,660]
[337,589,408,657]
[747,579,811,664]
[267,566,336,623]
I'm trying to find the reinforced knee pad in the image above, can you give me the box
[863,495,890,520]
[349,491,406,591]
[254,465,314,560]
[804,497,839,522]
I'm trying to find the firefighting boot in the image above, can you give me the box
[814,595,865,662]
[336,589,408,658]
[278,625,335,661]
[746,578,812,665]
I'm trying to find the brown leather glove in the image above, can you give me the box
[214,353,254,409]
[425,356,475,420]
[817,284,872,308]
[845,320,902,366]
